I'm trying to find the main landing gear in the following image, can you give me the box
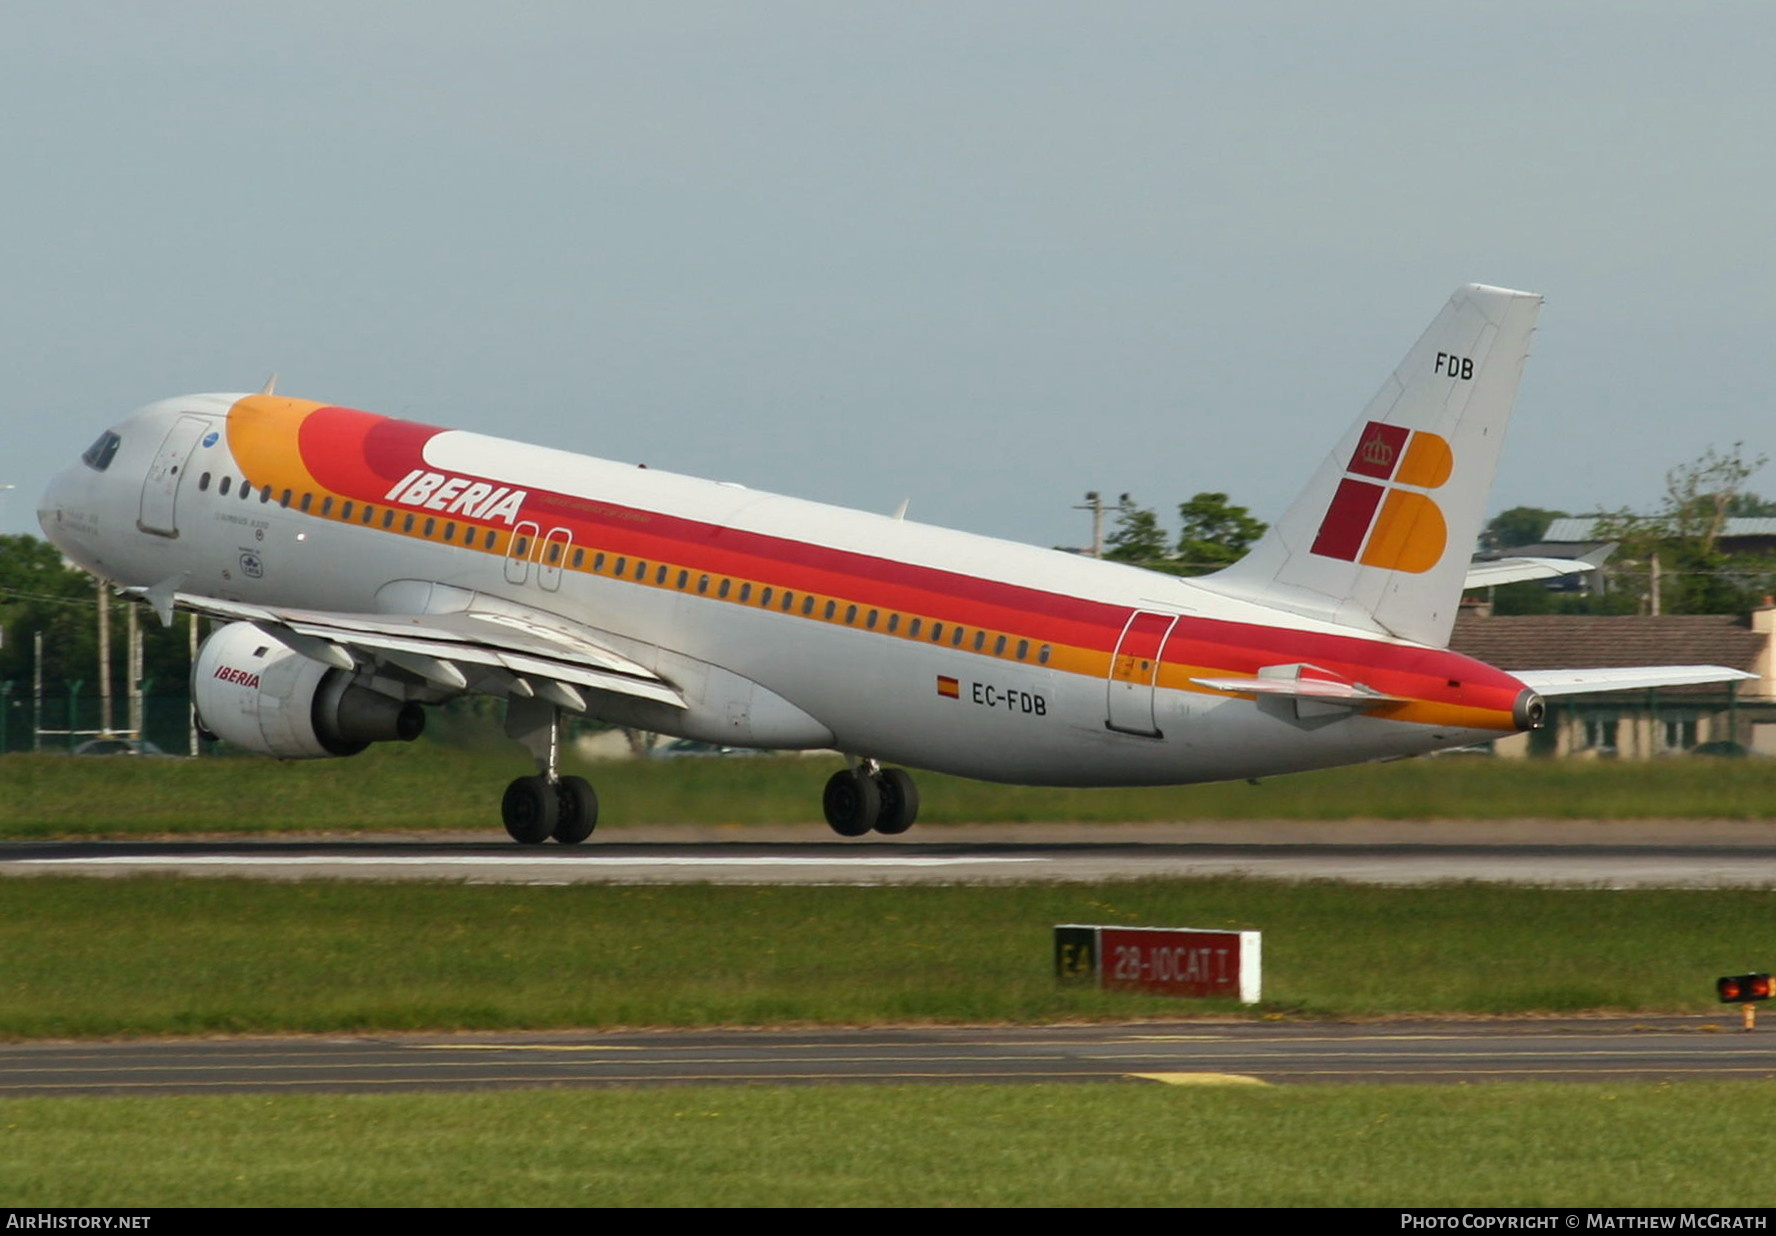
[823,761,920,837]
[501,698,598,845]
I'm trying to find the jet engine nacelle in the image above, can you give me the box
[192,622,425,758]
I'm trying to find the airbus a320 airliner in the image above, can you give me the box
[37,285,1750,843]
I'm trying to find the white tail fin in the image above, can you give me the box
[1198,283,1542,648]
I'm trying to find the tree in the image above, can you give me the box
[1175,492,1266,574]
[1102,498,1170,567]
[1584,444,1776,615]
[0,534,192,696]
[1484,506,1566,550]
[1663,442,1767,553]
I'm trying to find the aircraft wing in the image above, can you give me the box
[1511,666,1757,696]
[133,587,684,711]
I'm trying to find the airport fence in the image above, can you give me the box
[0,687,198,756]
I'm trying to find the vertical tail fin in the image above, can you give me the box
[1198,283,1542,648]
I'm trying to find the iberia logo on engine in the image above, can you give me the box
[1309,421,1452,573]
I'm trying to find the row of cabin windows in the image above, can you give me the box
[196,470,1055,666]
[198,472,507,549]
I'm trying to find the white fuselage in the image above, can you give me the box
[40,394,1526,786]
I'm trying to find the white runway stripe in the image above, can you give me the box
[16,855,1046,868]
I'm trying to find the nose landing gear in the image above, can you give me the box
[823,761,920,837]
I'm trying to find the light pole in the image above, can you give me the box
[1072,491,1130,558]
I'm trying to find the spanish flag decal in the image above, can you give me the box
[937,676,960,699]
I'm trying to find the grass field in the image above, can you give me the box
[2,1081,1768,1207]
[1,876,1769,1036]
[5,741,1776,836]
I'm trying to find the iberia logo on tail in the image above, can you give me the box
[1309,421,1451,573]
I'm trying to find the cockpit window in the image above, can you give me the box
[81,431,121,472]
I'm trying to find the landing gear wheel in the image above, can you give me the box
[502,775,558,845]
[553,775,598,844]
[873,768,920,835]
[823,768,882,837]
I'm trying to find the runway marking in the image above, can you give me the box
[12,855,1047,869]
[418,1044,641,1052]
[1130,1073,1269,1086]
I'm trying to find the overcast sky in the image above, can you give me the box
[5,2,1773,550]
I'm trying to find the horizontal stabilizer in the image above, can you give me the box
[1463,557,1595,589]
[1191,662,1404,718]
[1512,666,1756,697]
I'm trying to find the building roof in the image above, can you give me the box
[1543,516,1776,542]
[1449,613,1763,698]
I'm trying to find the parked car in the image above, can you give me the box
[71,738,170,757]
[653,739,769,759]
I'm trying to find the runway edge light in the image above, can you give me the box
[1716,972,1771,1031]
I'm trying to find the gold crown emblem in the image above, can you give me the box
[1358,434,1395,467]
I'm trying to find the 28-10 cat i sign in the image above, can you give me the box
[1055,925,1261,1003]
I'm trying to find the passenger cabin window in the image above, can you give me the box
[198,473,212,492]
[81,431,122,472]
[299,493,312,512]
[218,477,232,496]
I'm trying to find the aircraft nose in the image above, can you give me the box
[37,466,74,537]
[37,462,96,567]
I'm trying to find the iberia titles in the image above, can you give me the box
[382,469,529,525]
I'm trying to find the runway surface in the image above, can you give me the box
[2,1018,1771,1096]
[4,820,1776,886]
